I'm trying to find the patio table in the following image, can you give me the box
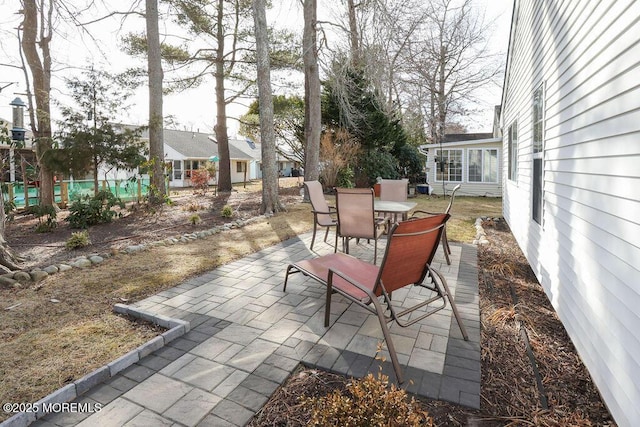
[373,200,417,221]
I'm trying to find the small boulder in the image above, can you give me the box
[13,271,32,283]
[30,270,49,282]
[89,255,104,264]
[71,258,92,268]
[43,265,59,274]
[0,276,18,288]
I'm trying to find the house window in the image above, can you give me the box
[236,162,246,173]
[532,84,544,225]
[508,121,518,181]
[173,160,182,180]
[184,160,200,179]
[468,149,498,183]
[435,149,463,182]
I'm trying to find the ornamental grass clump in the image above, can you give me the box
[65,230,91,249]
[189,213,201,225]
[301,372,433,427]
[221,205,233,218]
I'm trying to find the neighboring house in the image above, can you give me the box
[228,137,262,180]
[161,129,253,187]
[163,129,216,187]
[501,1,639,425]
[419,116,503,197]
[277,156,297,177]
[90,126,258,188]
[229,136,302,179]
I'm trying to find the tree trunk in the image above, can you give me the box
[146,0,166,203]
[253,0,283,214]
[303,0,321,188]
[20,0,55,208]
[0,196,23,272]
[93,155,99,195]
[347,0,361,66]
[215,0,232,192]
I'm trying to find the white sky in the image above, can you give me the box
[0,0,513,136]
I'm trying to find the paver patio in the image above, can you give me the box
[30,230,480,427]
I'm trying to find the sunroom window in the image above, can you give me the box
[435,149,463,182]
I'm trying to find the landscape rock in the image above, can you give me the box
[89,255,104,264]
[125,245,146,253]
[13,271,32,283]
[30,270,49,282]
[0,276,18,288]
[70,258,92,268]
[43,265,59,274]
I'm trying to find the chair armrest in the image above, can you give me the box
[327,268,377,301]
[312,209,335,215]
[411,209,439,218]
[375,216,390,226]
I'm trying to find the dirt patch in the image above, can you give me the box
[6,179,303,271]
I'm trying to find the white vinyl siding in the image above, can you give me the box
[501,1,640,425]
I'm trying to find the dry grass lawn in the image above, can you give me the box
[0,181,501,422]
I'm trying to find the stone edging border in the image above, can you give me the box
[1,305,190,427]
[1,216,262,288]
[473,217,492,245]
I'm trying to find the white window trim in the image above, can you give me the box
[468,148,499,184]
[508,121,518,183]
[532,83,545,226]
[434,148,463,183]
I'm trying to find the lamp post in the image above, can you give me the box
[208,155,219,195]
[8,97,30,205]
[9,97,27,142]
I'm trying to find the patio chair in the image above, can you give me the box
[283,213,469,383]
[304,181,338,252]
[335,187,388,265]
[379,179,409,223]
[412,184,461,265]
[379,178,409,202]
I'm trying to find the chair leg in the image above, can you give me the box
[443,242,451,265]
[310,222,318,250]
[323,227,330,243]
[334,230,338,253]
[442,229,451,265]
[283,265,295,292]
[325,275,334,327]
[443,228,452,254]
[432,268,468,340]
[370,297,403,383]
[373,239,378,265]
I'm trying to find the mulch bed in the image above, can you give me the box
[5,182,303,271]
[248,218,616,426]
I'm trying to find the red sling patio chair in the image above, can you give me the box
[283,213,469,383]
[379,178,409,223]
[304,180,339,251]
[335,187,388,265]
